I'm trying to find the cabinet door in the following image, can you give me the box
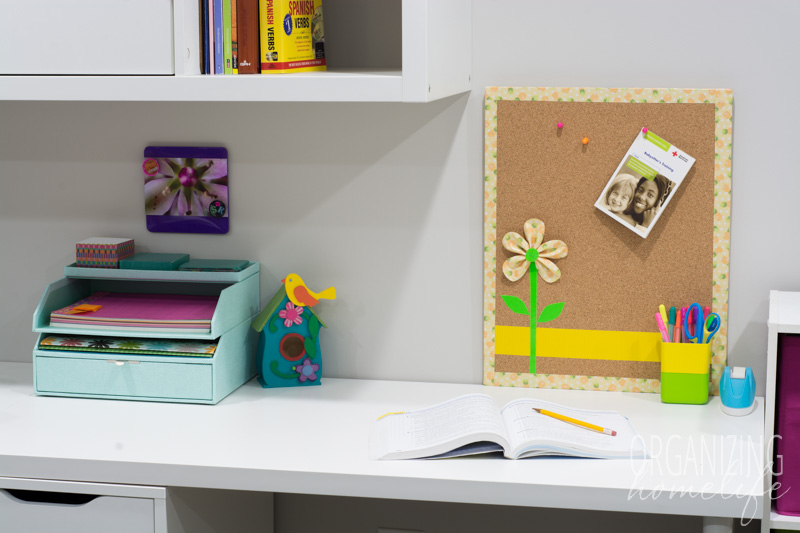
[0,0,174,75]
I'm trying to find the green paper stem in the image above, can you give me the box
[270,361,300,380]
[268,313,282,334]
[530,267,537,374]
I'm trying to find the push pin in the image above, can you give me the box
[582,137,589,145]
[557,122,563,130]
[642,127,648,134]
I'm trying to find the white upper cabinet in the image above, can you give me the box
[0,0,471,102]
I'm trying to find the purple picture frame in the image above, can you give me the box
[143,146,229,234]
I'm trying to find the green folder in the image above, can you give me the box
[120,253,190,270]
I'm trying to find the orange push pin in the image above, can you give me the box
[582,137,589,145]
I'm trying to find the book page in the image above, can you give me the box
[370,394,509,460]
[501,399,647,459]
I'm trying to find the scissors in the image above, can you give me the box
[683,303,721,344]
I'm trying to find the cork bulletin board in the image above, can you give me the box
[483,87,733,394]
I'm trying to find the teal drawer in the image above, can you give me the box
[36,356,213,401]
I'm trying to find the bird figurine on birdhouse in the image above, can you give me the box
[251,274,336,388]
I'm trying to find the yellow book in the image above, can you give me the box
[259,0,325,74]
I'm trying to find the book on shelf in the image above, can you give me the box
[237,0,260,74]
[231,0,239,73]
[259,0,325,74]
[208,0,215,74]
[202,0,210,74]
[223,0,233,74]
[370,394,648,460]
[202,0,324,75]
[214,0,224,73]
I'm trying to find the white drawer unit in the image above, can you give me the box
[0,0,174,75]
[0,478,166,533]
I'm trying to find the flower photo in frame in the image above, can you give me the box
[143,146,229,234]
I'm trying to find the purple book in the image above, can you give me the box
[214,0,224,73]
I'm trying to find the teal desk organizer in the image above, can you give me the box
[31,263,260,404]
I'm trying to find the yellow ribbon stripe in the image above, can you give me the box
[495,326,661,362]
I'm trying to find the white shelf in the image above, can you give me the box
[772,508,800,530]
[0,0,471,103]
[769,291,800,334]
[0,69,404,102]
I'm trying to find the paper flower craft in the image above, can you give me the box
[278,302,305,327]
[500,218,568,374]
[502,219,567,283]
[296,358,320,382]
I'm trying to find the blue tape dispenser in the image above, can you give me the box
[719,366,756,416]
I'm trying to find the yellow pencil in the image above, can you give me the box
[533,408,617,436]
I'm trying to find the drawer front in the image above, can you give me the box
[36,355,213,401]
[0,489,154,533]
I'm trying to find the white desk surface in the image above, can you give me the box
[0,362,764,519]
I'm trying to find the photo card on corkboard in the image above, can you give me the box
[482,87,733,394]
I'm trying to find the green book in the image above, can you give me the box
[223,0,233,74]
[120,253,190,271]
[179,259,249,272]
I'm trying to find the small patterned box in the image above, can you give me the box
[76,237,135,268]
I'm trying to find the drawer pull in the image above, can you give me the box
[106,360,140,366]
[3,489,98,505]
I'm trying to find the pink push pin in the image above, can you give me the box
[642,127,648,134]
[557,122,563,130]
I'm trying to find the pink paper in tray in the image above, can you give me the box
[50,292,218,324]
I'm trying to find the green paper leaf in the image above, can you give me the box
[501,295,529,315]
[305,337,317,358]
[309,315,321,339]
[537,302,565,323]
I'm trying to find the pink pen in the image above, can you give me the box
[672,312,680,343]
[655,313,670,343]
[678,307,688,342]
[704,306,711,318]
[681,307,688,339]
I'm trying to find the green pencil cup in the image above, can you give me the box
[660,341,711,404]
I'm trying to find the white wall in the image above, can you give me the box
[2,1,799,400]
[0,1,790,531]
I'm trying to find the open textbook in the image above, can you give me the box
[370,394,647,460]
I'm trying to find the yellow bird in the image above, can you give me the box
[281,273,336,308]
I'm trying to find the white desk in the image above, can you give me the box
[0,362,764,531]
